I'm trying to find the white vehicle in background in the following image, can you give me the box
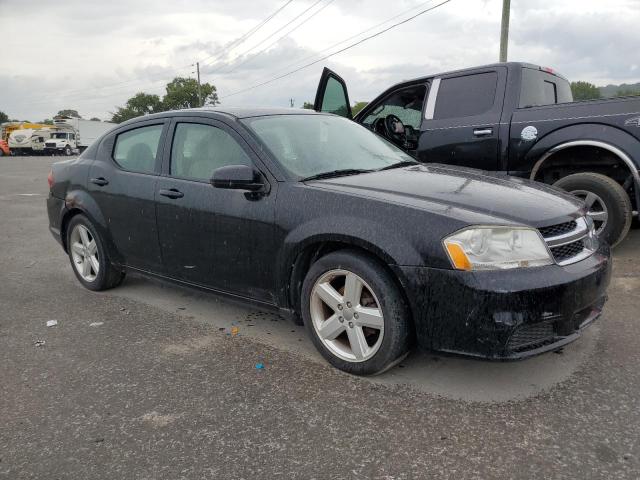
[44,117,114,156]
[8,128,53,155]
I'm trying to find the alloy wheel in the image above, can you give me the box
[310,269,384,362]
[572,189,608,235]
[69,224,99,282]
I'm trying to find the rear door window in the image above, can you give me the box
[113,124,163,174]
[434,72,498,120]
[519,68,573,107]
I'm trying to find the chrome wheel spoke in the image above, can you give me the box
[71,242,84,256]
[70,224,99,282]
[87,240,97,256]
[583,192,598,209]
[344,272,363,306]
[317,314,346,340]
[78,226,90,246]
[88,255,100,275]
[316,282,343,312]
[346,326,369,360]
[355,306,384,329]
[81,258,91,277]
[588,210,607,222]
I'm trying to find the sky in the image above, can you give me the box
[1,0,639,121]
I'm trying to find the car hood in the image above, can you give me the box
[306,164,584,227]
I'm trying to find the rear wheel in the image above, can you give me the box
[553,172,632,247]
[66,214,125,291]
[301,250,411,375]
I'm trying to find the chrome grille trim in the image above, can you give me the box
[539,217,596,266]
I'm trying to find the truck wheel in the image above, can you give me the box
[554,172,632,247]
[64,145,72,156]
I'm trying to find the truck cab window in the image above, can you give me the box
[433,72,498,119]
[519,68,573,107]
[362,86,427,131]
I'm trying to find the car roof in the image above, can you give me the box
[117,107,323,127]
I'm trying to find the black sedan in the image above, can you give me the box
[47,108,611,375]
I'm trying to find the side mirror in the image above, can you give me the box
[211,165,265,192]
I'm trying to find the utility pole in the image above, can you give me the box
[196,62,202,107]
[499,0,511,62]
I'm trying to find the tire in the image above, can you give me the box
[66,214,125,291]
[64,145,72,156]
[554,172,632,247]
[301,249,411,375]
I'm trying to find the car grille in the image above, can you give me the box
[507,319,556,353]
[538,217,594,266]
[538,220,577,238]
[45,142,56,148]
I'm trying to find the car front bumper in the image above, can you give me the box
[394,244,612,359]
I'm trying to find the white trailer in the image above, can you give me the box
[44,117,115,155]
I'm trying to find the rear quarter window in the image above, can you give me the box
[434,72,498,119]
[519,68,573,107]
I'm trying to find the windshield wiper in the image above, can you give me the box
[377,160,419,171]
[300,169,373,182]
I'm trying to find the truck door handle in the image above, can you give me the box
[90,177,109,186]
[473,128,493,137]
[159,188,184,199]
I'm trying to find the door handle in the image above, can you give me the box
[90,177,109,186]
[159,188,184,199]
[473,128,493,137]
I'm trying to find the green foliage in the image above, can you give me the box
[111,92,164,123]
[57,109,82,118]
[352,101,368,116]
[615,88,640,97]
[570,81,601,101]
[89,117,101,121]
[42,119,54,125]
[0,111,8,123]
[162,77,219,110]
[302,101,314,110]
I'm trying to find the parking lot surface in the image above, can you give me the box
[1,157,639,479]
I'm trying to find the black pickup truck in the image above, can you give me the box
[313,62,640,246]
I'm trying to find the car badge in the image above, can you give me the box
[624,116,640,127]
[520,125,538,141]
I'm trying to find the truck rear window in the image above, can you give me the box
[519,68,573,108]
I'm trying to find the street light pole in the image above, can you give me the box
[499,0,511,62]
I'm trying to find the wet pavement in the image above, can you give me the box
[1,157,639,479]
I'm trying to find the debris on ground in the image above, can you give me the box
[34,340,45,347]
[231,326,239,336]
[89,322,104,327]
[218,327,225,331]
[177,307,186,310]
[46,320,58,327]
[255,363,265,370]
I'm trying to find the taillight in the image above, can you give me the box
[47,170,54,189]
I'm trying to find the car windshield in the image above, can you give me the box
[242,114,415,179]
[52,133,67,139]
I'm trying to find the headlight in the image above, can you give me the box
[443,226,553,271]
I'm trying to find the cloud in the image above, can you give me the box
[1,0,639,120]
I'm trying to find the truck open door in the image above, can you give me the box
[314,67,353,119]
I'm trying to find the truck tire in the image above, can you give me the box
[64,145,72,156]
[554,172,632,247]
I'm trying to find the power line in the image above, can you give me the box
[220,0,453,99]
[245,0,438,82]
[197,0,295,66]
[219,0,336,76]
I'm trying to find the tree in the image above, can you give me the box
[162,77,219,110]
[352,101,368,116]
[42,119,54,125]
[89,117,102,121]
[615,88,640,97]
[302,101,314,109]
[111,92,163,123]
[57,109,82,118]
[0,111,8,123]
[570,81,601,101]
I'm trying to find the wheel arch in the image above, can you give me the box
[283,236,416,335]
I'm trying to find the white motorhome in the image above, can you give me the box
[44,117,115,155]
[8,128,53,155]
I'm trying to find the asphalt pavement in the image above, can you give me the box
[1,156,639,479]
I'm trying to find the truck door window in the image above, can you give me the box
[519,68,573,107]
[433,72,498,120]
[321,77,350,116]
[362,85,427,129]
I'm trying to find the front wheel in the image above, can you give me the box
[554,172,632,247]
[301,250,411,375]
[66,214,125,291]
[64,145,72,156]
